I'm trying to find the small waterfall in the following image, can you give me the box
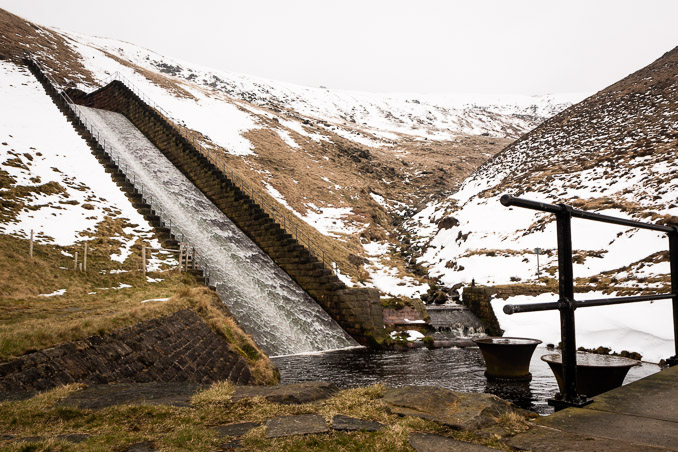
[426,305,487,338]
[79,106,358,356]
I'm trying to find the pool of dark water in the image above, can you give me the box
[272,346,661,415]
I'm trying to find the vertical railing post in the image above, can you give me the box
[668,227,678,367]
[551,205,589,409]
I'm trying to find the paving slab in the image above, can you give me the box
[538,407,678,451]
[383,385,516,431]
[0,390,36,402]
[507,425,670,452]
[232,382,338,405]
[409,433,499,451]
[509,366,678,451]
[265,414,329,438]
[60,382,205,409]
[124,442,155,452]
[217,439,241,450]
[12,436,42,444]
[586,365,678,422]
[331,414,384,432]
[58,433,90,443]
[214,422,260,438]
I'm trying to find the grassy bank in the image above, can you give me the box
[0,383,528,452]
[0,233,277,384]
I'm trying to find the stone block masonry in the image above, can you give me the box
[383,306,423,325]
[0,310,254,393]
[461,287,504,336]
[23,59,183,251]
[69,79,384,345]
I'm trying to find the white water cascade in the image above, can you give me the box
[79,106,358,356]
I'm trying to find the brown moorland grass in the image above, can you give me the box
[0,8,95,86]
[0,234,276,383]
[233,120,510,281]
[96,48,197,100]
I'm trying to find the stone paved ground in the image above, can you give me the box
[5,372,676,451]
[410,433,499,452]
[59,382,205,409]
[231,381,338,404]
[383,385,519,431]
[508,364,678,451]
[331,414,384,432]
[265,414,329,438]
[213,422,261,438]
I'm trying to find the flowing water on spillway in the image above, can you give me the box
[79,107,358,356]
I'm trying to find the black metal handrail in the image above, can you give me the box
[501,196,675,233]
[504,293,676,314]
[500,194,678,410]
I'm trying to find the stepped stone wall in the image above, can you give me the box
[23,59,184,252]
[0,310,254,393]
[70,80,384,345]
[461,287,504,336]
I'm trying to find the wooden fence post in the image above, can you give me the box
[178,242,184,273]
[29,229,34,258]
[74,251,78,271]
[192,248,196,269]
[83,243,88,273]
[142,245,147,278]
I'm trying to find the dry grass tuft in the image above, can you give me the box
[3,383,85,413]
[495,410,531,435]
[190,381,235,407]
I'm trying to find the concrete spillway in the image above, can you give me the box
[79,106,358,356]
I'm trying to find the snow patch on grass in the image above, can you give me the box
[362,241,428,298]
[297,204,364,238]
[39,289,67,297]
[0,61,157,262]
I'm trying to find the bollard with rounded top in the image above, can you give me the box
[474,337,542,381]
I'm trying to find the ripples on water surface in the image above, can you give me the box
[273,346,660,415]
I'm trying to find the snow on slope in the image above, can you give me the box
[60,30,581,147]
[0,60,170,269]
[63,34,260,157]
[408,47,678,361]
[417,47,678,287]
[2,8,584,294]
[47,30,582,295]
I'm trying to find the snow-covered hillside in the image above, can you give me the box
[63,31,582,144]
[0,7,581,297]
[410,47,678,361]
[0,60,172,270]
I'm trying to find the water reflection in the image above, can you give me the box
[273,346,661,416]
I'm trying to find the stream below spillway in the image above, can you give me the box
[272,346,661,415]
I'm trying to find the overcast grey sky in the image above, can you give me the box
[2,0,677,95]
